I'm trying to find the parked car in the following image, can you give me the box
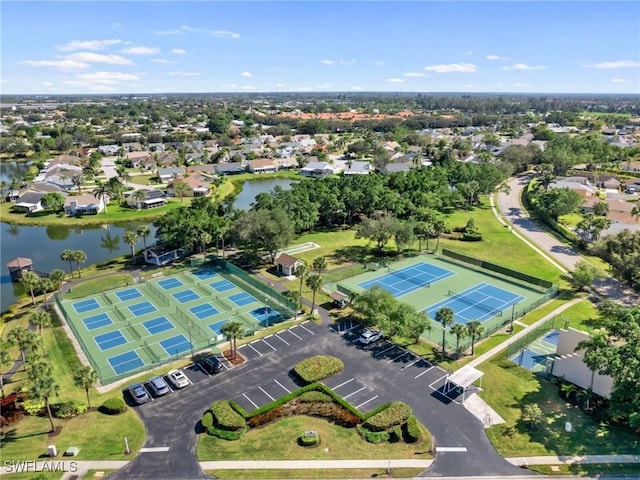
[200,354,223,374]
[357,329,383,345]
[167,369,189,389]
[128,383,150,404]
[148,376,170,397]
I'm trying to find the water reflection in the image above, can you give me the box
[46,224,71,241]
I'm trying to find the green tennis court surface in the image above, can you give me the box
[58,264,296,385]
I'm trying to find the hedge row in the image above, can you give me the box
[211,400,246,431]
[298,391,333,403]
[208,425,247,440]
[363,401,412,431]
[357,425,390,443]
[53,401,88,419]
[293,355,344,384]
[404,415,421,443]
[100,398,126,415]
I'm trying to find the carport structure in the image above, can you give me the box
[443,365,484,403]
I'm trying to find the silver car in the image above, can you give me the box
[148,376,170,397]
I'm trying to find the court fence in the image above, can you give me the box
[505,315,562,359]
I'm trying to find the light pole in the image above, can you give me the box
[188,321,194,358]
[264,299,269,328]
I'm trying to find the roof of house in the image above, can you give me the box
[17,192,45,204]
[302,162,331,171]
[158,167,185,176]
[127,151,153,160]
[381,163,412,174]
[64,194,102,206]
[344,161,371,174]
[249,159,276,169]
[275,253,300,268]
[6,257,32,268]
[215,162,246,173]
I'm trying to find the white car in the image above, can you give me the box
[358,329,383,345]
[166,369,190,389]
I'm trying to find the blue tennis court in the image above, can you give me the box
[250,306,282,325]
[143,316,174,335]
[510,349,549,371]
[83,312,113,331]
[116,288,142,302]
[128,301,157,317]
[542,330,559,346]
[172,289,200,304]
[159,335,193,356]
[193,269,218,281]
[73,298,101,314]
[208,319,226,335]
[359,262,454,298]
[210,279,235,292]
[158,278,183,290]
[108,350,144,375]
[426,282,525,324]
[229,292,256,307]
[190,303,220,320]
[95,331,128,351]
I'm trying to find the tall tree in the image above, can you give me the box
[29,369,60,432]
[73,366,98,409]
[312,256,327,274]
[305,274,323,315]
[20,270,40,306]
[123,231,139,264]
[220,320,244,359]
[465,320,484,355]
[131,189,147,209]
[393,219,416,254]
[49,269,66,294]
[435,307,454,358]
[294,263,308,310]
[92,181,109,214]
[450,323,468,355]
[29,311,52,353]
[0,341,12,399]
[570,260,605,292]
[7,327,39,371]
[71,250,87,278]
[136,225,151,251]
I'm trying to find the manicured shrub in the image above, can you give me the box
[228,399,247,419]
[201,411,213,430]
[76,402,89,415]
[461,231,483,241]
[23,399,45,416]
[298,431,320,447]
[53,401,77,419]
[211,400,246,431]
[293,355,344,384]
[298,391,333,403]
[363,401,412,432]
[357,425,390,444]
[403,415,421,443]
[208,425,247,440]
[390,425,403,443]
[100,398,126,415]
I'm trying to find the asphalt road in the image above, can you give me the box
[110,322,528,480]
[498,174,640,306]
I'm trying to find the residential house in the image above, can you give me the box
[98,144,119,156]
[274,253,303,276]
[122,142,142,152]
[157,167,185,183]
[380,162,412,175]
[274,157,297,170]
[37,162,82,190]
[343,161,371,175]
[63,194,105,215]
[148,143,165,153]
[621,161,640,173]
[157,152,180,167]
[248,159,277,173]
[187,164,217,176]
[127,151,155,169]
[214,162,246,176]
[167,172,210,197]
[601,176,621,191]
[13,192,45,213]
[300,162,334,178]
[139,190,167,210]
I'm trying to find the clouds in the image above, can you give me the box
[66,52,132,65]
[321,59,355,65]
[486,54,508,61]
[120,46,159,55]
[587,60,640,69]
[424,63,478,73]
[167,71,200,76]
[19,59,90,71]
[57,39,122,51]
[502,63,547,71]
[161,25,240,39]
[403,72,427,78]
[386,78,404,83]
[171,49,187,55]
[240,71,253,77]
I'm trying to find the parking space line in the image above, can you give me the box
[259,386,274,401]
[274,379,290,393]
[299,323,315,335]
[243,393,258,409]
[274,333,289,345]
[197,363,211,377]
[288,328,302,340]
[374,345,396,358]
[143,384,154,401]
[343,386,366,399]
[355,395,379,410]
[332,378,354,390]
[401,358,420,370]
[261,338,277,351]
[388,351,412,363]
[429,373,448,389]
[220,361,230,370]
[414,366,434,379]
[436,446,468,453]
[248,343,262,356]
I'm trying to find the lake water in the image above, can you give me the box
[233,177,298,211]
[0,161,31,184]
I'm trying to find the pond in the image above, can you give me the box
[233,177,298,211]
[0,161,31,184]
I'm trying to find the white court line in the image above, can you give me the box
[259,386,274,401]
[374,345,396,357]
[332,378,354,390]
[388,351,412,363]
[261,338,277,351]
[355,395,379,410]
[139,447,170,453]
[273,379,290,393]
[299,323,315,335]
[414,366,434,378]
[429,373,448,389]
[436,446,468,453]
[248,343,262,356]
[343,386,366,399]
[274,333,289,345]
[243,393,258,409]
[401,358,421,370]
[288,328,302,340]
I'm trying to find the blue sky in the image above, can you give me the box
[2,1,639,95]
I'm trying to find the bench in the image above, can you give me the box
[150,272,164,279]
[64,447,80,457]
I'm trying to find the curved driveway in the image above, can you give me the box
[110,323,527,479]
[497,174,640,306]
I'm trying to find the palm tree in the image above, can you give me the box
[173,180,190,203]
[39,278,54,308]
[198,231,212,255]
[29,311,52,350]
[71,174,85,194]
[136,225,151,252]
[73,366,98,409]
[465,320,484,356]
[450,323,468,356]
[284,290,300,316]
[294,263,308,310]
[49,269,66,295]
[0,341,12,399]
[435,307,454,358]
[312,256,327,275]
[131,189,147,210]
[20,270,40,306]
[631,200,640,223]
[220,320,244,359]
[305,274,323,315]
[7,327,38,371]
[60,249,74,276]
[576,329,609,412]
[432,218,446,254]
[560,382,578,401]
[593,200,609,217]
[100,230,121,253]
[29,370,59,432]
[92,181,109,214]
[71,250,87,278]
[123,231,139,264]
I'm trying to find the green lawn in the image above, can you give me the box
[63,274,134,299]
[198,416,432,461]
[528,464,640,476]
[207,468,426,479]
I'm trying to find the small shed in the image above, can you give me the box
[330,291,348,308]
[6,257,33,282]
[443,365,484,404]
[275,253,303,276]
